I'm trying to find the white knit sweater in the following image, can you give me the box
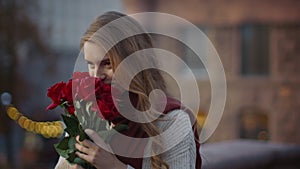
[54,109,196,169]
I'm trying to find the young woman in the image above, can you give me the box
[54,11,201,169]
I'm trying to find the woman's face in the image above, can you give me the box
[84,41,113,84]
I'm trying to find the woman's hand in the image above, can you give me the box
[70,164,84,169]
[74,129,127,169]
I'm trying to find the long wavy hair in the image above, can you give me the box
[80,11,169,169]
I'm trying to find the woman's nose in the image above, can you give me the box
[95,67,106,80]
[99,74,106,80]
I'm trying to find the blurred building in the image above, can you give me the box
[123,0,300,144]
[33,0,124,51]
[0,1,296,168]
[0,0,124,168]
[1,1,299,168]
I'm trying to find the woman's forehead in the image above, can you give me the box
[84,41,108,61]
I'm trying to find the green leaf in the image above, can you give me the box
[78,125,89,142]
[55,137,69,150]
[54,137,74,159]
[73,157,87,166]
[105,121,110,130]
[61,100,69,107]
[75,100,81,109]
[68,136,76,151]
[61,114,80,137]
[86,101,93,113]
[54,112,97,169]
[113,124,129,132]
[96,118,107,131]
[66,151,76,162]
[93,117,107,133]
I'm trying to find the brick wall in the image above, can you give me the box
[123,0,300,143]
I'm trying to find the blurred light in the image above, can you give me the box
[1,92,12,106]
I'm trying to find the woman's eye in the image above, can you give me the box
[104,61,111,66]
[102,60,111,68]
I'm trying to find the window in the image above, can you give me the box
[239,108,269,141]
[241,24,270,76]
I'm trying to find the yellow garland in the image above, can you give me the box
[6,105,64,138]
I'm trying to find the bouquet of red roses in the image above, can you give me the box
[47,72,127,168]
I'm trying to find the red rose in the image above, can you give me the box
[73,77,96,101]
[47,81,75,115]
[66,106,75,115]
[97,100,110,119]
[96,93,120,121]
[46,82,66,110]
[72,73,107,101]
[94,78,104,97]
[47,72,121,120]
[64,80,73,103]
[72,72,92,100]
[72,72,90,79]
[63,80,75,115]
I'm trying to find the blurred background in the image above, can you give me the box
[0,0,299,169]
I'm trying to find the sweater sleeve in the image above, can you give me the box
[54,156,72,169]
[142,109,197,169]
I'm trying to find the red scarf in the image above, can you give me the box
[109,93,202,169]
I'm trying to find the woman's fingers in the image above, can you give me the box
[75,151,92,164]
[75,145,101,165]
[75,135,101,165]
[76,135,98,150]
[74,129,117,167]
[75,143,89,154]
[70,164,84,169]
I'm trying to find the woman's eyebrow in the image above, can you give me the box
[100,58,110,63]
[85,59,93,64]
